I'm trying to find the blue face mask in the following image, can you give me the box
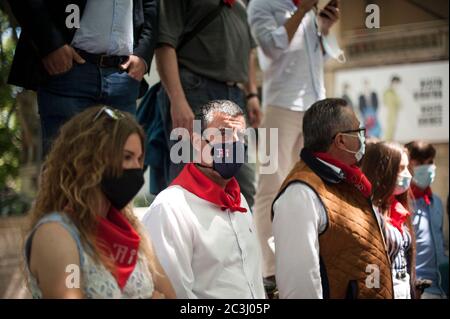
[394,171,412,195]
[413,164,436,189]
[208,140,246,179]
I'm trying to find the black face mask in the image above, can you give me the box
[101,168,144,210]
[208,140,246,179]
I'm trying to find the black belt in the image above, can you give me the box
[75,49,129,68]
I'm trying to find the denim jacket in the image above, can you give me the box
[412,193,447,296]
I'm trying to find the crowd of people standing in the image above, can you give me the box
[5,0,448,299]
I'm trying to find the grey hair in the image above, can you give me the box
[196,100,245,131]
[303,98,355,152]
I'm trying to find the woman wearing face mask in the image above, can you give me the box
[24,106,176,299]
[361,142,416,299]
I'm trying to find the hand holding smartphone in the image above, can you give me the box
[319,0,339,18]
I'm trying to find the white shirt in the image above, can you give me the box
[71,0,134,56]
[142,185,266,299]
[272,183,327,299]
[247,0,326,111]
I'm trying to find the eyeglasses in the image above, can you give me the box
[92,106,125,123]
[332,128,366,140]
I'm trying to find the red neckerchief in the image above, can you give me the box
[389,197,411,234]
[223,0,236,7]
[96,206,140,290]
[314,152,372,199]
[171,163,247,213]
[293,0,301,5]
[411,183,432,206]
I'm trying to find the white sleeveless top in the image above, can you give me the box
[24,212,154,299]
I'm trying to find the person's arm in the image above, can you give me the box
[244,49,263,128]
[285,0,318,42]
[317,2,340,58]
[6,0,85,75]
[121,0,159,81]
[435,197,449,261]
[155,45,194,135]
[272,183,326,299]
[142,201,197,299]
[317,1,340,36]
[133,0,159,70]
[247,0,317,60]
[154,0,193,134]
[6,0,66,57]
[29,222,84,299]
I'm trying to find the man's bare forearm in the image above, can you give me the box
[155,45,186,106]
[244,49,258,95]
[284,6,308,44]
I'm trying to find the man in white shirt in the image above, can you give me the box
[272,98,394,299]
[247,0,340,282]
[142,100,265,299]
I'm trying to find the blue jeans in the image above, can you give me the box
[37,62,140,155]
[160,67,256,208]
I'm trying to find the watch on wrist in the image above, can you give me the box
[246,93,259,100]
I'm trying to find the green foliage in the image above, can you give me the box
[0,186,30,217]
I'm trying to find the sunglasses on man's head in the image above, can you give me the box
[93,106,126,122]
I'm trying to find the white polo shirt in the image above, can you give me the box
[142,185,266,299]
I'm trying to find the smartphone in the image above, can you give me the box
[319,0,338,18]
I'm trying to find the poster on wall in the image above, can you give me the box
[334,61,449,143]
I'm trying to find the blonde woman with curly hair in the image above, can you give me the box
[24,106,176,299]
